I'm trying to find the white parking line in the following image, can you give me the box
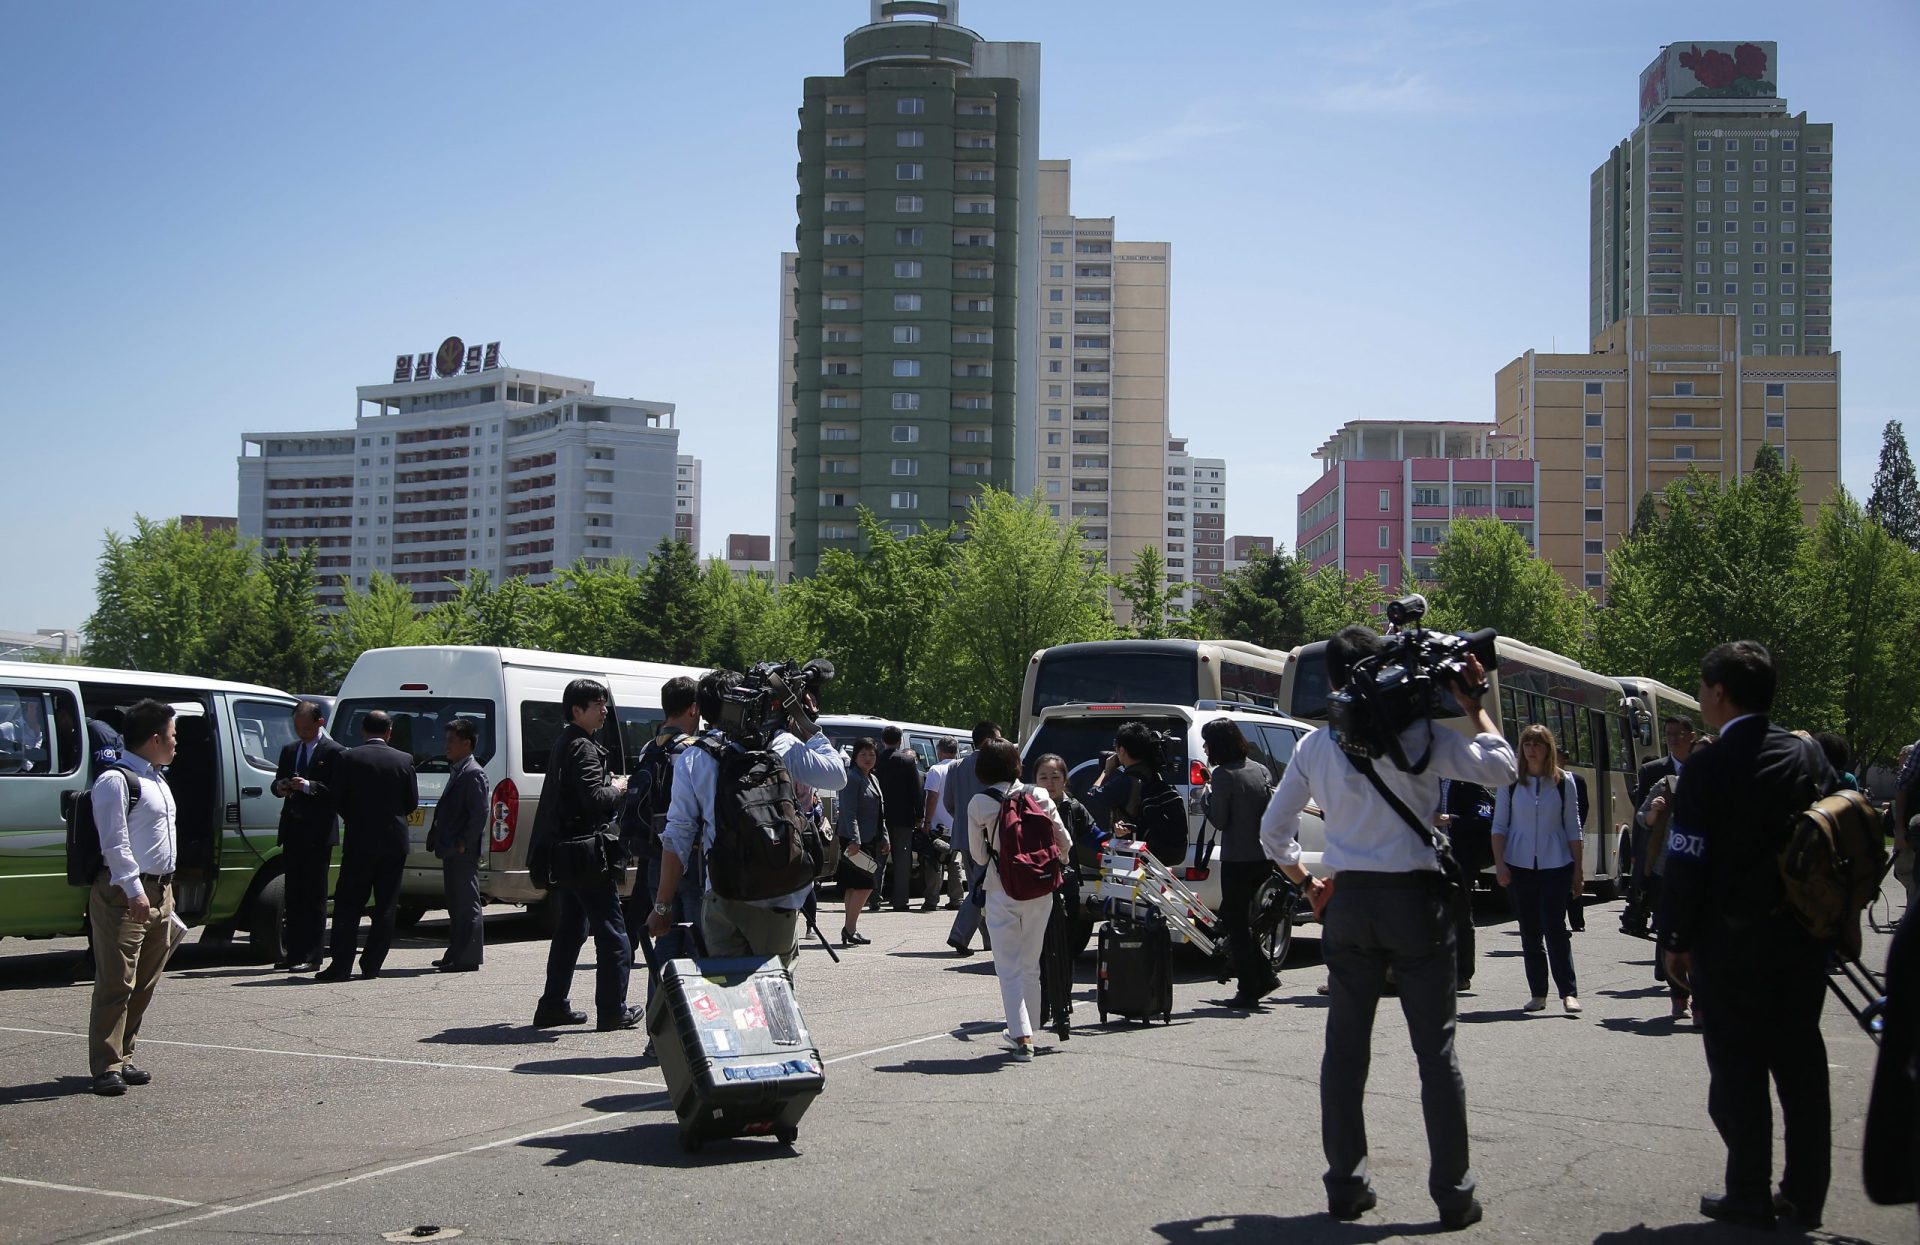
[69,1024,974,1243]
[0,1025,666,1089]
[0,1177,213,1209]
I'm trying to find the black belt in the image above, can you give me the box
[139,872,174,886]
[1335,870,1445,889]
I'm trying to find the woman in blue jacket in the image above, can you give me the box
[1492,724,1584,1015]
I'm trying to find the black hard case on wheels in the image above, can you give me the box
[1096,909,1173,1025]
[644,956,824,1152]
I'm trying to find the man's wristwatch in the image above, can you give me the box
[652,901,673,918]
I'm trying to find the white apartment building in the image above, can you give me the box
[1036,160,1171,605]
[239,353,678,607]
[675,455,703,552]
[1165,437,1226,613]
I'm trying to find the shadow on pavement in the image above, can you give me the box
[1592,1224,1871,1244]
[1598,1017,1698,1039]
[419,1023,560,1047]
[520,1120,796,1167]
[0,1075,95,1105]
[873,1054,1013,1075]
[513,1055,654,1078]
[1155,1212,1447,1242]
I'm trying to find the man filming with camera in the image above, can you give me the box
[1260,620,1517,1231]
[646,665,846,973]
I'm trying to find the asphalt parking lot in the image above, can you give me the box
[0,888,1911,1245]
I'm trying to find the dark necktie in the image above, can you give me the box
[298,742,311,775]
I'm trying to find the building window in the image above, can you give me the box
[1586,412,1602,427]
[894,260,922,278]
[896,163,923,180]
[1048,408,1061,421]
[1766,382,1786,397]
[1585,444,1602,459]
[1752,323,1767,336]
[896,130,924,148]
[1585,476,1603,491]
[1048,289,1063,301]
[1413,486,1442,506]
[892,359,921,377]
[1767,413,1785,428]
[1046,456,1061,469]
[896,194,923,212]
[891,392,920,410]
[894,227,923,245]
[897,96,924,114]
[1378,489,1391,511]
[1675,446,1696,460]
[1585,539,1604,555]
[893,293,922,311]
[1585,507,1603,523]
[1674,412,1694,428]
[1414,524,1444,544]
[1752,303,1768,316]
[1584,382,1603,394]
[1585,572,1604,588]
[892,325,921,344]
[1378,526,1391,549]
[891,458,919,476]
[890,491,918,509]
[1050,241,1064,254]
[1674,381,1694,395]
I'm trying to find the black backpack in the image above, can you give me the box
[1127,769,1190,867]
[619,733,692,862]
[67,765,140,887]
[699,738,839,901]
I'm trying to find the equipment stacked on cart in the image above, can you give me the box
[1089,839,1227,1024]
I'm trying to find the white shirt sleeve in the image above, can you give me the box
[773,729,848,792]
[1259,744,1310,869]
[661,745,709,868]
[1491,782,1512,839]
[1562,775,1584,848]
[967,788,1000,869]
[92,772,143,900]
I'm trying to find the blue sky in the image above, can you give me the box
[3,0,1914,631]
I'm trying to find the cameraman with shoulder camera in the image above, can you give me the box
[1085,721,1188,866]
[1259,624,1517,1231]
[646,668,846,973]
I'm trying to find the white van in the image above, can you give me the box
[0,661,299,956]
[329,646,707,925]
[816,714,972,771]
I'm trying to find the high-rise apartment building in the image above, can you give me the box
[1592,41,1833,356]
[1496,312,1839,594]
[781,0,1040,579]
[1035,159,1172,598]
[727,534,774,577]
[674,455,703,552]
[1163,437,1224,611]
[239,351,678,607]
[1298,421,1537,593]
[1224,535,1274,576]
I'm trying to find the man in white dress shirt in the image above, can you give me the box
[1261,626,1516,1231]
[87,699,180,1097]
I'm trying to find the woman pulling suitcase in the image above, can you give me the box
[966,740,1074,1062]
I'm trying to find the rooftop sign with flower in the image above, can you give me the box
[1638,40,1779,123]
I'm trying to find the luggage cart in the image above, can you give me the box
[1091,839,1226,960]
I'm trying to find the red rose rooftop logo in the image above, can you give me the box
[1677,42,1774,96]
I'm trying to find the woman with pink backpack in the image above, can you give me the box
[966,740,1074,1062]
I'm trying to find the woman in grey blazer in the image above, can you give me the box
[834,738,886,946]
[1202,719,1276,1008]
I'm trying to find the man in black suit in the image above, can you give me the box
[428,718,488,972]
[272,701,345,972]
[315,711,419,982]
[875,725,924,912]
[1623,717,1696,932]
[1658,641,1836,1231]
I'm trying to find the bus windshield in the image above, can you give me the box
[1030,651,1197,718]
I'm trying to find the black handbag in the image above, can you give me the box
[1347,753,1466,899]
[548,825,626,888]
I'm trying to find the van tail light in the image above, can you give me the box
[1189,761,1209,787]
[1183,868,1211,883]
[490,778,519,852]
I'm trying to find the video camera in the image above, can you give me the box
[1327,594,1499,773]
[715,658,836,746]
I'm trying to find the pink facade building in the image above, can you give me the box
[1297,421,1538,591]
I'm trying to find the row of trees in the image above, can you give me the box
[74,423,1920,767]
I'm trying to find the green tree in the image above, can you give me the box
[696,562,816,673]
[924,489,1114,728]
[635,537,707,665]
[538,558,650,659]
[328,573,429,672]
[1117,544,1177,639]
[85,516,259,675]
[788,509,957,722]
[424,570,541,649]
[1423,517,1590,655]
[218,545,333,693]
[1813,491,1920,767]
[1191,547,1308,652]
[1301,566,1390,640]
[1866,420,1920,552]
[1630,491,1659,539]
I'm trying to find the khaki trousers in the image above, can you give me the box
[88,875,177,1077]
[701,895,800,973]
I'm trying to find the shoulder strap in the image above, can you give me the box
[1346,752,1440,851]
[99,764,141,816]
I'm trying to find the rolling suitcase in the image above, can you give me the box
[1097,908,1172,1025]
[644,955,824,1153]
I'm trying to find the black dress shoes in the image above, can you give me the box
[1440,1199,1484,1231]
[1328,1190,1377,1221]
[92,1071,127,1096]
[272,958,293,971]
[118,1063,151,1086]
[437,963,480,973]
[1772,1192,1821,1230]
[533,1005,589,1029]
[597,1005,644,1032]
[288,960,323,974]
[1699,1194,1776,1230]
[313,964,354,983]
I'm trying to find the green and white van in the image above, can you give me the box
[0,661,305,956]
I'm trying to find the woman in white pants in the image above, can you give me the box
[966,740,1073,1062]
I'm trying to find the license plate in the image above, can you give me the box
[407,809,425,827]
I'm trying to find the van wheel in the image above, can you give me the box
[246,875,286,962]
[393,905,427,932]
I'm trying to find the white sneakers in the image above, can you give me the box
[1522,996,1547,1013]
[1002,1034,1035,1062]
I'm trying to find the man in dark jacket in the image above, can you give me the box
[1086,722,1188,867]
[273,701,345,972]
[316,711,420,982]
[875,725,925,912]
[531,679,636,1032]
[429,717,488,972]
[1659,641,1836,1231]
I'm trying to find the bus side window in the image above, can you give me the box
[1498,687,1519,746]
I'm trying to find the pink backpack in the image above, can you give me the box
[988,786,1064,900]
